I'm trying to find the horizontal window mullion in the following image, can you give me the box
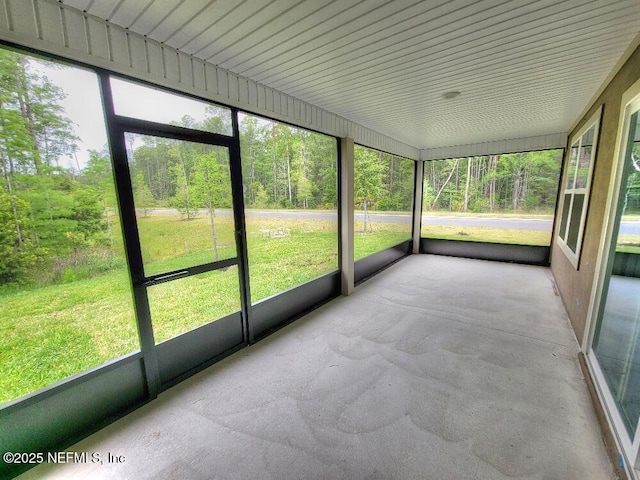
[564,188,589,194]
[113,115,237,147]
[141,258,239,287]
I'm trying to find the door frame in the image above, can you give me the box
[99,73,250,396]
[583,77,640,475]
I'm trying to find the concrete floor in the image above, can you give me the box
[21,255,616,479]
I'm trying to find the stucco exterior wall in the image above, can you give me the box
[551,42,640,343]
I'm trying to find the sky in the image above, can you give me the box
[31,62,107,170]
[31,56,285,174]
[32,60,216,171]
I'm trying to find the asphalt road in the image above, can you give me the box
[147,209,640,234]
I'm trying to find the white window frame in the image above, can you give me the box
[556,106,602,268]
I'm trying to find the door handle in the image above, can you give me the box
[144,270,189,286]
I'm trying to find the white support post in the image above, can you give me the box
[412,160,424,254]
[340,137,355,295]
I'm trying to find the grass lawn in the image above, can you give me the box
[3,208,636,405]
[422,225,551,246]
[1,211,411,404]
[354,218,412,260]
[137,213,237,276]
[148,267,241,343]
[617,232,640,254]
[421,211,553,245]
[0,270,139,404]
[617,245,640,254]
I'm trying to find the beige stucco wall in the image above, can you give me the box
[551,42,640,343]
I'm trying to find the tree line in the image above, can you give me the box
[131,113,416,218]
[423,151,562,214]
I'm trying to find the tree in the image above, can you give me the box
[24,65,80,170]
[0,190,36,282]
[430,158,460,210]
[377,154,414,211]
[484,155,498,211]
[424,151,562,215]
[510,153,525,211]
[354,146,385,233]
[171,162,196,219]
[0,51,78,175]
[71,186,104,246]
[193,149,231,261]
[623,147,640,214]
[204,106,231,135]
[0,50,103,284]
[238,114,338,210]
[133,171,155,218]
[81,149,117,248]
[295,143,314,209]
[240,115,260,204]
[130,135,174,203]
[297,173,314,209]
[252,182,270,208]
[0,54,39,251]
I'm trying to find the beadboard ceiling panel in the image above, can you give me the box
[59,0,640,150]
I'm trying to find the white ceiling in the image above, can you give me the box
[60,0,640,150]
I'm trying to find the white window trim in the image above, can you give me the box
[556,106,602,268]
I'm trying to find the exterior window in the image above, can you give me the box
[557,108,602,267]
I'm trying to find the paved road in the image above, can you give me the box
[618,222,640,235]
[147,209,640,234]
[422,215,551,231]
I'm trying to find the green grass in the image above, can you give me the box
[5,208,561,404]
[422,225,551,246]
[1,211,414,404]
[617,245,640,254]
[421,211,553,246]
[136,214,237,275]
[245,217,338,301]
[0,270,138,403]
[354,219,412,260]
[149,267,241,343]
[616,232,640,254]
